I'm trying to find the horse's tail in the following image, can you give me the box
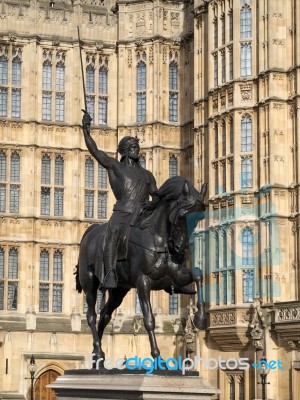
[74,264,82,293]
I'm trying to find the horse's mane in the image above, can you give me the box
[157,176,197,201]
[144,176,200,214]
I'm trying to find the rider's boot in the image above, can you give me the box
[103,230,119,288]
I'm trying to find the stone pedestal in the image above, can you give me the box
[48,369,219,399]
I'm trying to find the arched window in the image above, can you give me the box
[0,150,6,181]
[86,65,95,121]
[53,250,63,281]
[223,232,227,269]
[40,250,49,281]
[43,61,52,90]
[0,53,8,116]
[215,232,219,269]
[98,164,107,189]
[41,154,51,185]
[169,61,178,122]
[98,192,107,219]
[99,66,108,125]
[240,6,252,38]
[55,156,64,186]
[136,54,146,123]
[0,55,8,85]
[242,228,253,265]
[39,250,50,312]
[53,250,63,312]
[230,230,236,304]
[238,376,245,400]
[0,248,4,279]
[214,122,218,158]
[8,248,18,310]
[243,269,254,302]
[42,60,52,121]
[213,20,218,49]
[99,66,107,94]
[169,293,178,314]
[85,158,94,188]
[241,115,252,152]
[229,376,235,400]
[222,121,226,156]
[86,65,95,93]
[12,56,22,118]
[241,157,253,188]
[8,248,18,279]
[56,62,65,91]
[240,43,252,76]
[0,248,4,310]
[10,152,20,182]
[169,155,178,177]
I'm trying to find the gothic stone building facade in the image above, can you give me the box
[0,0,300,399]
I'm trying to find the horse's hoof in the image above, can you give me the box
[151,351,160,359]
[176,285,196,295]
[191,267,202,282]
[193,312,207,330]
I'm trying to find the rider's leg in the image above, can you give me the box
[103,226,120,288]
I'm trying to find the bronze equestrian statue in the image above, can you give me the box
[75,111,208,361]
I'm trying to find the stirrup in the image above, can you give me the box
[103,270,118,288]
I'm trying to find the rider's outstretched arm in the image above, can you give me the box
[82,111,118,170]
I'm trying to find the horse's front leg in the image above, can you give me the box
[98,287,129,346]
[136,275,160,359]
[191,267,207,330]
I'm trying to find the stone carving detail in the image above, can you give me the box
[163,46,167,64]
[128,49,132,67]
[133,315,145,333]
[273,39,284,46]
[240,83,252,101]
[276,306,300,322]
[0,1,30,20]
[148,11,153,32]
[241,204,254,215]
[249,300,267,350]
[149,45,153,64]
[135,38,144,47]
[163,10,168,30]
[135,127,145,143]
[170,12,180,34]
[273,103,284,109]
[250,322,263,349]
[136,12,145,35]
[273,73,284,81]
[227,89,233,106]
[184,300,198,356]
[289,104,296,119]
[211,312,236,326]
[212,94,218,111]
[128,14,134,36]
[220,91,226,108]
[287,341,298,350]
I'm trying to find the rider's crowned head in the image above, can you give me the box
[118,136,140,162]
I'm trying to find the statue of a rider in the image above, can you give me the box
[82,111,159,288]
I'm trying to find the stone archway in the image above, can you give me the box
[34,369,60,400]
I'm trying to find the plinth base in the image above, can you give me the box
[48,369,220,399]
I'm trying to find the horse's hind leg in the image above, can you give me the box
[136,275,160,358]
[98,287,129,349]
[84,273,104,363]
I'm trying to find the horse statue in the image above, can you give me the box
[75,176,207,361]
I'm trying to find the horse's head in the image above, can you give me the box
[156,177,207,256]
